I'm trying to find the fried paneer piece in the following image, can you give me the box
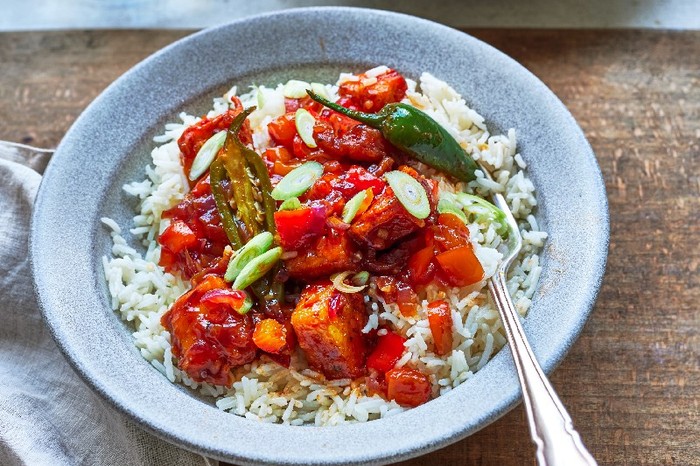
[348,186,425,250]
[291,282,368,379]
[161,275,257,387]
[284,230,361,279]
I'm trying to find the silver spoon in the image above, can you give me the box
[478,163,597,466]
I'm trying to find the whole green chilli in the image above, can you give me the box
[209,159,243,249]
[220,108,262,239]
[215,106,283,303]
[307,90,480,183]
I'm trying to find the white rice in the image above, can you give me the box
[102,71,547,425]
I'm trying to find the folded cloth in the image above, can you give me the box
[0,151,215,466]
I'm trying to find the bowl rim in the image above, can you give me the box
[31,6,609,465]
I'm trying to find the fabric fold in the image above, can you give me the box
[0,156,213,466]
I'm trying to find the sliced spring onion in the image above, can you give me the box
[310,82,329,99]
[351,271,370,287]
[437,192,468,223]
[295,108,318,148]
[342,188,373,224]
[237,293,254,315]
[456,193,509,236]
[232,246,282,291]
[278,197,302,211]
[331,271,367,294]
[188,130,227,181]
[283,80,311,99]
[270,161,324,201]
[224,231,274,283]
[384,171,430,220]
[256,86,265,110]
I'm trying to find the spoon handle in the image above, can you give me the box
[489,270,597,466]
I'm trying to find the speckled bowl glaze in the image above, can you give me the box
[31,7,608,465]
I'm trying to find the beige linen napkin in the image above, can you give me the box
[0,143,216,466]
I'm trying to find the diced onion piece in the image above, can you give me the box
[295,108,318,148]
[437,192,468,223]
[331,271,367,293]
[341,188,373,224]
[283,80,311,99]
[224,231,274,283]
[188,130,227,181]
[200,288,253,315]
[384,171,430,219]
[310,82,329,99]
[271,161,324,201]
[232,246,283,290]
[278,197,302,211]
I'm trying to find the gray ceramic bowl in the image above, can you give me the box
[31,7,608,465]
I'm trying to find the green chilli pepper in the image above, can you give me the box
[214,106,283,304]
[232,247,283,291]
[221,106,277,236]
[220,108,263,239]
[239,144,277,235]
[209,159,243,249]
[307,91,479,183]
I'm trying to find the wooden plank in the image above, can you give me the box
[1,29,697,466]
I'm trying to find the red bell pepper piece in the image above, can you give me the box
[253,318,288,354]
[268,112,297,149]
[338,69,408,113]
[200,288,249,313]
[407,245,436,287]
[274,206,326,250]
[331,166,386,198]
[158,220,198,254]
[366,331,406,373]
[427,300,453,356]
[385,367,432,407]
[435,245,484,287]
[395,281,418,317]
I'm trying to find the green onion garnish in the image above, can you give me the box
[437,192,468,223]
[342,189,370,224]
[384,170,430,220]
[232,246,283,291]
[271,161,324,201]
[224,231,274,283]
[310,82,329,99]
[188,130,227,181]
[283,80,311,99]
[351,271,370,287]
[295,108,318,148]
[456,193,509,236]
[278,197,302,211]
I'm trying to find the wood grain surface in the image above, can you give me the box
[1,29,697,466]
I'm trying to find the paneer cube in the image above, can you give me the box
[285,230,361,279]
[291,282,368,379]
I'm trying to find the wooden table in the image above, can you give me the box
[1,29,698,465]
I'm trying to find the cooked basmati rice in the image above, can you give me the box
[102,71,547,425]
